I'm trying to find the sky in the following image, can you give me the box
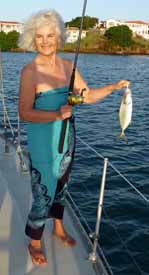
[0,0,149,23]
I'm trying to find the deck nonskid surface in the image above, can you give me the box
[0,137,108,275]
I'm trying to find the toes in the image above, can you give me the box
[28,244,47,266]
[32,258,47,266]
[31,254,47,266]
[63,236,76,247]
[53,233,76,247]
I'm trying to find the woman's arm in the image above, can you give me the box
[74,69,130,104]
[19,66,72,122]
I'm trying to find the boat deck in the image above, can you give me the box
[0,136,109,275]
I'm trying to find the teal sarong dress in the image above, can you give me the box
[25,87,75,240]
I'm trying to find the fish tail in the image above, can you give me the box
[119,131,128,144]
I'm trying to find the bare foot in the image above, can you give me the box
[28,243,47,266]
[52,231,76,247]
[53,218,76,247]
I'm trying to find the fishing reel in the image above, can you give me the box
[67,88,86,106]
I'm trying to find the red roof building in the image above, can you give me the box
[0,21,23,33]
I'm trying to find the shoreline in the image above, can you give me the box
[60,48,149,55]
[3,48,149,56]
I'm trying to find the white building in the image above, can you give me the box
[66,27,87,43]
[0,21,23,33]
[105,19,123,29]
[105,19,149,40]
[125,21,149,40]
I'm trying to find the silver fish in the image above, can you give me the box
[119,87,132,142]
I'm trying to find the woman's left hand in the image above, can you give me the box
[116,80,130,90]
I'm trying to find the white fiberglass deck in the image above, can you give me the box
[0,136,109,275]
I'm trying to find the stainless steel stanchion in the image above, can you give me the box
[88,158,108,263]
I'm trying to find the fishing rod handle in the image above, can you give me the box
[58,88,86,153]
[58,70,74,154]
[58,118,68,153]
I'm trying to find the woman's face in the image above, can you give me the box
[34,24,58,56]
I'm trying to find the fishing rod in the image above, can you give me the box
[58,0,88,153]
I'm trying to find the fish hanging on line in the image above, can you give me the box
[119,86,132,142]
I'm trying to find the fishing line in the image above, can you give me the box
[58,0,88,153]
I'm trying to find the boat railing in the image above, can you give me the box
[75,136,148,274]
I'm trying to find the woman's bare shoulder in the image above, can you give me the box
[60,57,73,71]
[21,61,35,76]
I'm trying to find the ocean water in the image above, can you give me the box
[0,52,149,275]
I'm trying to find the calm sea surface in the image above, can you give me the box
[0,52,149,275]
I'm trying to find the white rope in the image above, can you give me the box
[77,136,149,203]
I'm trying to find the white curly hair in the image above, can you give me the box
[18,9,66,51]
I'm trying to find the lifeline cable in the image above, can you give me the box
[77,136,149,203]
[0,50,15,139]
[58,0,88,153]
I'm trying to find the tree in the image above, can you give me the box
[0,31,8,50]
[7,31,20,49]
[0,31,19,51]
[66,16,98,30]
[105,25,133,47]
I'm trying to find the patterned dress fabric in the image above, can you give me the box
[25,87,75,240]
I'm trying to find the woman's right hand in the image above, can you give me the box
[115,80,130,90]
[59,104,72,120]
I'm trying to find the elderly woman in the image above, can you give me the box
[18,9,129,266]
